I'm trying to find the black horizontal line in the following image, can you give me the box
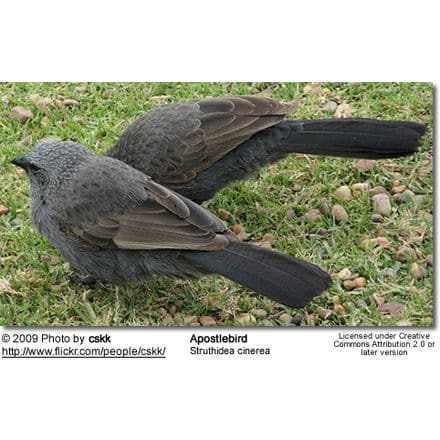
[2,356,166,359]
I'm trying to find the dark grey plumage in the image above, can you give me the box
[12,140,331,307]
[105,96,426,202]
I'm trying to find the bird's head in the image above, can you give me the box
[12,140,93,200]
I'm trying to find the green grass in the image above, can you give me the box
[0,82,433,326]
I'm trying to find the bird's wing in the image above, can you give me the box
[105,95,297,184]
[64,178,230,251]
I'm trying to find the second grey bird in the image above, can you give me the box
[12,140,332,307]
[105,95,426,202]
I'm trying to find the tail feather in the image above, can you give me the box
[282,119,426,159]
[169,118,426,202]
[186,240,332,307]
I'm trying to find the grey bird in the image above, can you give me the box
[12,140,332,307]
[105,95,426,203]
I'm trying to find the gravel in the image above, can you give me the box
[371,193,392,216]
[9,106,34,123]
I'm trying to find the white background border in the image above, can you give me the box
[1,1,438,438]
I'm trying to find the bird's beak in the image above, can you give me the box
[11,155,29,169]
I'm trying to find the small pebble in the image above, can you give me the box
[410,262,427,280]
[183,315,198,325]
[396,190,415,204]
[149,95,171,105]
[292,314,303,326]
[286,209,296,220]
[355,300,368,308]
[392,184,406,194]
[103,89,118,98]
[157,307,167,317]
[173,313,183,325]
[337,268,352,280]
[421,212,433,222]
[218,209,230,220]
[332,295,340,304]
[376,237,391,247]
[333,304,345,314]
[199,316,217,326]
[261,233,275,244]
[356,159,376,172]
[334,185,352,200]
[50,256,60,266]
[354,277,366,288]
[331,204,348,221]
[279,313,293,325]
[368,186,389,198]
[377,302,405,316]
[63,98,80,107]
[352,182,370,192]
[305,209,321,222]
[292,183,302,192]
[253,309,267,318]
[318,199,332,215]
[414,195,424,208]
[303,84,321,95]
[343,280,356,291]
[0,278,17,294]
[232,224,250,240]
[396,246,415,263]
[426,255,433,266]
[10,106,34,123]
[236,313,256,326]
[0,205,10,216]
[324,100,338,113]
[383,268,397,280]
[316,306,333,320]
[360,236,391,250]
[162,314,175,326]
[10,218,22,227]
[370,213,383,223]
[371,193,392,216]
[334,102,355,118]
[306,313,316,325]
[29,94,52,109]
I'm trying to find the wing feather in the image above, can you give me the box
[106,95,297,184]
[65,177,230,251]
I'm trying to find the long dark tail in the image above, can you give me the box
[279,119,426,159]
[185,240,332,307]
[170,118,426,202]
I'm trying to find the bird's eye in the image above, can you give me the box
[28,164,48,185]
[28,163,40,173]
